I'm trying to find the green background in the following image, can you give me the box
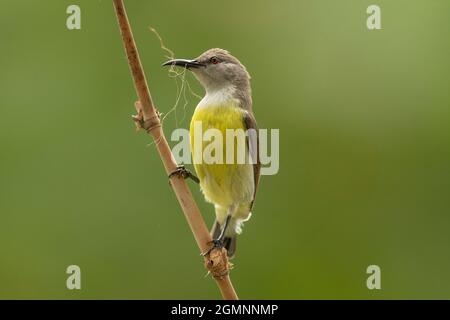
[1,0,449,299]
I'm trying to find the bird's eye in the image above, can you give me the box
[210,57,220,64]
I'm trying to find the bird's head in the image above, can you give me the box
[162,48,251,93]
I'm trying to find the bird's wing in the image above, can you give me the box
[243,111,261,209]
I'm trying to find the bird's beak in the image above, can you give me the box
[162,59,205,69]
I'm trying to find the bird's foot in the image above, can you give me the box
[201,239,224,257]
[168,165,200,184]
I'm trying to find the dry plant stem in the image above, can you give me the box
[112,0,238,300]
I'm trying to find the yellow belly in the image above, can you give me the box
[189,103,254,207]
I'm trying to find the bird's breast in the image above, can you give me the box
[189,102,253,206]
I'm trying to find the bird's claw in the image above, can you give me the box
[201,239,224,257]
[168,165,200,184]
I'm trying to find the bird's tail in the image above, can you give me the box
[211,221,237,259]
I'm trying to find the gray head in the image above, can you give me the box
[162,49,252,105]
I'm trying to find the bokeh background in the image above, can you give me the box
[0,0,449,299]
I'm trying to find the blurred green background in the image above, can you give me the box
[1,0,449,299]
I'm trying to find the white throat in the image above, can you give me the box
[197,85,238,109]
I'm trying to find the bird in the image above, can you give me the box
[162,48,260,258]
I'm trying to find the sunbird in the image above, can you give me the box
[163,49,261,258]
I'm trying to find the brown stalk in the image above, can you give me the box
[112,0,238,300]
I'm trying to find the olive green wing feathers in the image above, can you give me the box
[243,112,261,209]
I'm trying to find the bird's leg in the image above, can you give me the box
[216,215,232,244]
[202,215,232,256]
[168,165,200,184]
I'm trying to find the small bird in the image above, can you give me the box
[163,49,260,258]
